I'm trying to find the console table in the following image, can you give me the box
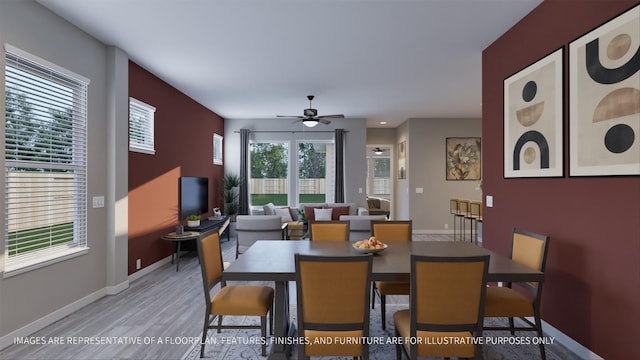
[161,216,231,271]
[160,231,200,272]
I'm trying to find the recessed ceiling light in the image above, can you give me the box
[380,121,387,125]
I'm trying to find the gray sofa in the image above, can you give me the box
[252,202,369,220]
[339,214,388,240]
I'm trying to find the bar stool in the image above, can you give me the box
[467,201,482,244]
[449,198,460,240]
[455,199,470,241]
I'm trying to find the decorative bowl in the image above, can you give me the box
[352,242,388,254]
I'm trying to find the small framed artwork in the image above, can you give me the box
[398,140,407,179]
[446,137,481,180]
[569,5,639,176]
[213,133,223,165]
[504,47,564,178]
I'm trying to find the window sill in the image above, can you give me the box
[3,247,90,278]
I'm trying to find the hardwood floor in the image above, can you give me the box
[0,234,453,360]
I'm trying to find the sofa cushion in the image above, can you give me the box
[329,205,350,220]
[263,203,276,215]
[314,208,333,221]
[327,202,357,215]
[274,207,293,222]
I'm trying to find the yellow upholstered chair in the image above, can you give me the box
[295,254,373,360]
[370,220,412,330]
[484,228,550,360]
[196,231,274,357]
[308,220,350,241]
[394,254,489,360]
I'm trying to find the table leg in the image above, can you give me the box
[175,241,181,272]
[269,280,293,360]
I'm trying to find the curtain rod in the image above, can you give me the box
[233,130,348,134]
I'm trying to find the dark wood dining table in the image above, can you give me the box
[222,240,544,360]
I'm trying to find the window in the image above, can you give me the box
[367,146,391,199]
[129,97,155,154]
[298,141,334,204]
[249,142,289,206]
[4,44,89,276]
[248,137,335,209]
[213,133,223,165]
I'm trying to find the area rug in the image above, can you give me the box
[182,305,581,360]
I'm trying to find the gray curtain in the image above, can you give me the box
[334,129,345,203]
[239,128,250,215]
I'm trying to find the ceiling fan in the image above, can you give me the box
[277,95,344,127]
[373,147,386,155]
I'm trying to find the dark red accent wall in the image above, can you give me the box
[482,1,639,359]
[128,61,224,274]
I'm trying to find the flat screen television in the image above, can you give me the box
[179,176,209,220]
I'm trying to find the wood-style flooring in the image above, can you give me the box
[0,234,453,360]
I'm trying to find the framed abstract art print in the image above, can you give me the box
[569,5,639,176]
[504,48,564,178]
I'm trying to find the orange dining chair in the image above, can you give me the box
[295,254,373,360]
[196,230,274,357]
[308,220,350,241]
[394,254,489,360]
[370,220,412,330]
[483,228,550,360]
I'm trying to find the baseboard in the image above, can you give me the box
[0,287,106,350]
[527,317,604,360]
[105,279,129,295]
[0,255,173,351]
[127,254,173,282]
[413,229,455,234]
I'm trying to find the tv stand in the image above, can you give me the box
[185,216,231,241]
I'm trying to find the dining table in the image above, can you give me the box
[222,240,544,360]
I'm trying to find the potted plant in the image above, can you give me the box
[223,173,241,222]
[186,214,201,228]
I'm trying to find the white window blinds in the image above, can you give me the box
[4,44,89,275]
[129,97,156,154]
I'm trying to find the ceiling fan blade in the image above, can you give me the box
[318,118,332,125]
[277,115,303,118]
[317,114,344,119]
[291,119,303,124]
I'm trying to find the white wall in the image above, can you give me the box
[224,118,368,209]
[0,0,125,345]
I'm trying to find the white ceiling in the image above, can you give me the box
[38,0,542,128]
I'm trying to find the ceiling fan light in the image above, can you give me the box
[302,119,319,127]
[373,147,384,155]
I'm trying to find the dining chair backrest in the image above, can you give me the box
[411,255,489,328]
[510,228,549,291]
[371,220,412,241]
[196,230,224,302]
[295,254,373,358]
[308,220,350,241]
[405,254,489,359]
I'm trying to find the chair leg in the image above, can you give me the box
[200,314,209,358]
[217,315,223,333]
[508,317,515,336]
[535,315,547,360]
[381,295,386,330]
[371,283,376,309]
[261,315,267,356]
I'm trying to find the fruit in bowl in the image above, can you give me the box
[353,236,387,253]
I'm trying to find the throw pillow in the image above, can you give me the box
[304,206,325,222]
[314,208,333,221]
[329,205,350,220]
[263,202,276,216]
[274,207,293,222]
